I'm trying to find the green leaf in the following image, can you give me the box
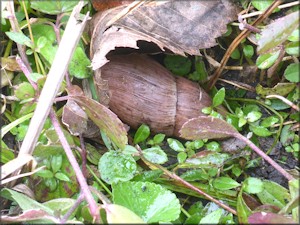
[237,190,252,224]
[164,55,192,76]
[287,28,299,42]
[280,125,294,146]
[70,91,128,150]
[142,146,168,164]
[45,178,58,192]
[98,151,137,184]
[105,204,145,223]
[180,169,208,181]
[256,50,280,69]
[177,152,187,164]
[134,124,150,144]
[30,0,86,15]
[288,179,299,221]
[51,154,62,173]
[193,140,205,149]
[250,125,273,137]
[68,47,92,79]
[256,83,296,97]
[30,73,44,82]
[14,82,35,100]
[285,41,299,56]
[212,177,240,190]
[251,0,278,11]
[257,11,299,54]
[167,138,185,152]
[243,177,263,194]
[123,145,138,155]
[36,169,54,178]
[284,63,300,83]
[200,208,223,224]
[201,106,212,114]
[31,24,91,79]
[205,141,220,152]
[153,133,165,145]
[132,170,163,182]
[30,153,79,202]
[5,31,32,48]
[230,48,240,60]
[212,87,225,107]
[180,151,230,169]
[112,181,180,223]
[243,104,260,115]
[246,111,262,122]
[256,180,290,209]
[238,118,247,129]
[261,116,279,128]
[54,172,70,182]
[243,44,254,58]
[0,188,53,214]
[43,198,76,216]
[37,36,47,49]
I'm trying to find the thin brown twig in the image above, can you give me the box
[207,0,283,90]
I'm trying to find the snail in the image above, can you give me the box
[94,54,226,138]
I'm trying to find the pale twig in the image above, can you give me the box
[60,192,85,223]
[18,2,90,156]
[240,1,300,19]
[6,1,32,73]
[266,95,300,111]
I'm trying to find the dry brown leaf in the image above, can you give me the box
[62,100,88,136]
[91,0,240,69]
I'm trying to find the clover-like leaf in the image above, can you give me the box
[112,181,180,223]
[284,63,300,83]
[98,151,137,184]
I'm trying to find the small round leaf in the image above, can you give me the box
[284,63,299,83]
[112,181,180,223]
[14,82,35,100]
[98,151,137,184]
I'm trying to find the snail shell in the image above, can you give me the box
[97,54,216,138]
